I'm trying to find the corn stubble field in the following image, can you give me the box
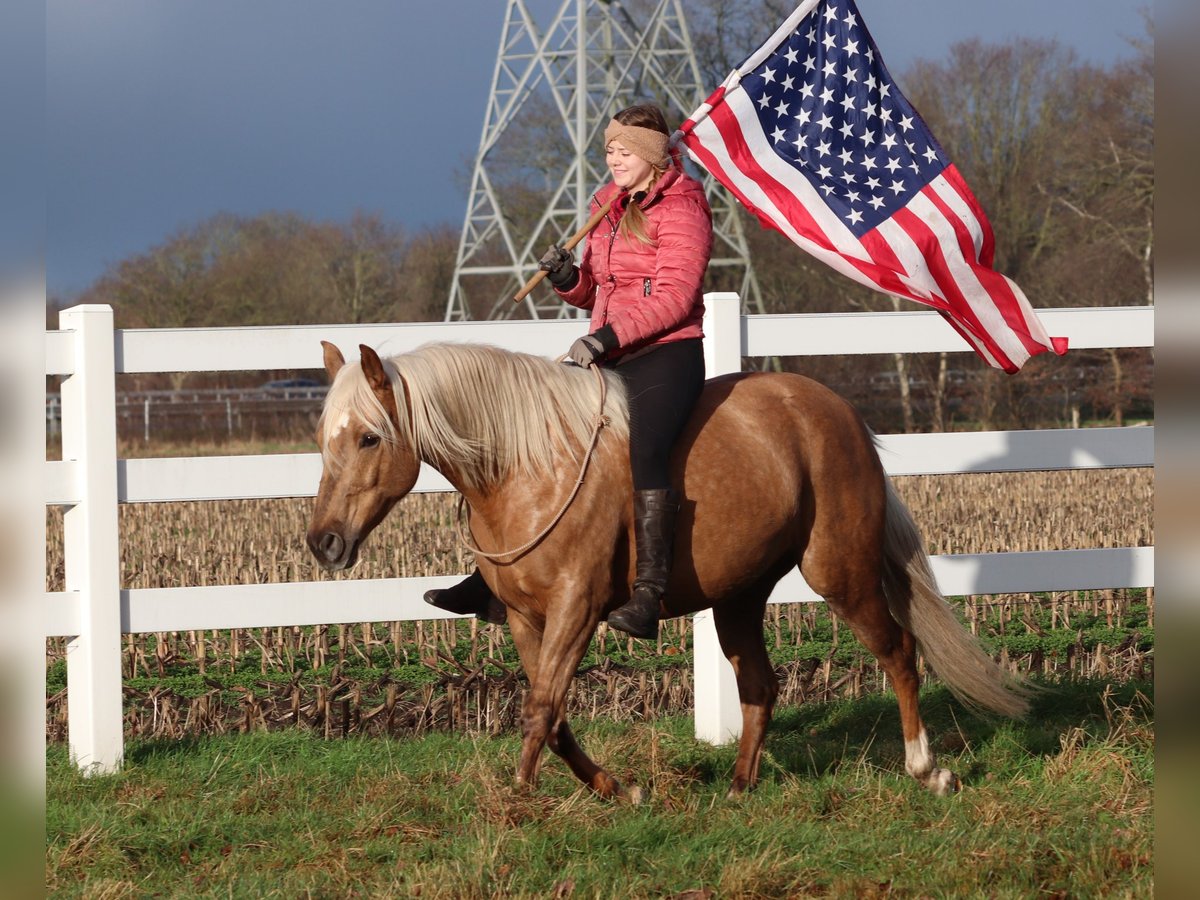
[45,467,1153,742]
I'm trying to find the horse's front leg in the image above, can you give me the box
[509,604,593,787]
[508,600,641,801]
[546,719,643,803]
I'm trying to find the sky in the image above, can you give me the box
[43,0,1148,300]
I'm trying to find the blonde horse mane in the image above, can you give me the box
[319,343,630,491]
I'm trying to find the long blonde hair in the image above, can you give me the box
[609,104,672,246]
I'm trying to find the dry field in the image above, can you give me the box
[45,467,1153,740]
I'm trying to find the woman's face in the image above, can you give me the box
[606,140,655,193]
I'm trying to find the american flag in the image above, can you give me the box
[677,0,1067,372]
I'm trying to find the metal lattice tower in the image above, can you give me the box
[446,0,762,322]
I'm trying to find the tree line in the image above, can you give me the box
[71,211,454,329]
[62,18,1152,432]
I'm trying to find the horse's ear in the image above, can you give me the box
[359,344,400,423]
[321,341,345,380]
[359,345,389,392]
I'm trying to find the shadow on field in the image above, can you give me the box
[125,736,212,765]
[120,728,334,768]
[687,678,1153,789]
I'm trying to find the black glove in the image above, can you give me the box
[539,244,577,288]
[567,334,606,368]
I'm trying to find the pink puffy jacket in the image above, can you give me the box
[556,166,713,355]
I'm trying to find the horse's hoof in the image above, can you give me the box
[725,778,752,800]
[619,784,646,805]
[925,767,960,796]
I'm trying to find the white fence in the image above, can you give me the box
[42,296,1155,774]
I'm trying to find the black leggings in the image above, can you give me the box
[607,339,706,491]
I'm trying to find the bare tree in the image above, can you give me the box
[80,210,456,332]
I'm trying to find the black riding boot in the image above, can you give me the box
[423,568,507,625]
[607,489,678,640]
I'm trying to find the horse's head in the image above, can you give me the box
[306,342,420,571]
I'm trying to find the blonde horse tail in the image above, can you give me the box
[880,478,1031,718]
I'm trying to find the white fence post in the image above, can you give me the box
[694,293,744,745]
[701,292,743,376]
[59,305,124,774]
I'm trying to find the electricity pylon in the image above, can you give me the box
[446,0,762,322]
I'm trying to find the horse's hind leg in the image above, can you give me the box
[712,587,778,797]
[823,579,960,796]
[506,608,641,802]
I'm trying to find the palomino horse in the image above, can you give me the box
[307,342,1027,801]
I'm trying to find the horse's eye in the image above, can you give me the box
[359,433,381,449]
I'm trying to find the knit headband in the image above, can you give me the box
[603,120,670,168]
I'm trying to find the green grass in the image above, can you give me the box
[47,678,1152,898]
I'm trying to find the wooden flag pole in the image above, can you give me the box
[513,198,615,303]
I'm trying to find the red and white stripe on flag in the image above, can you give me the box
[676,0,1067,373]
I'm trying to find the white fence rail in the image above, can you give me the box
[43,296,1154,773]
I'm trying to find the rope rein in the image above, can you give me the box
[455,362,611,562]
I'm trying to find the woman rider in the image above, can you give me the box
[425,103,713,640]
